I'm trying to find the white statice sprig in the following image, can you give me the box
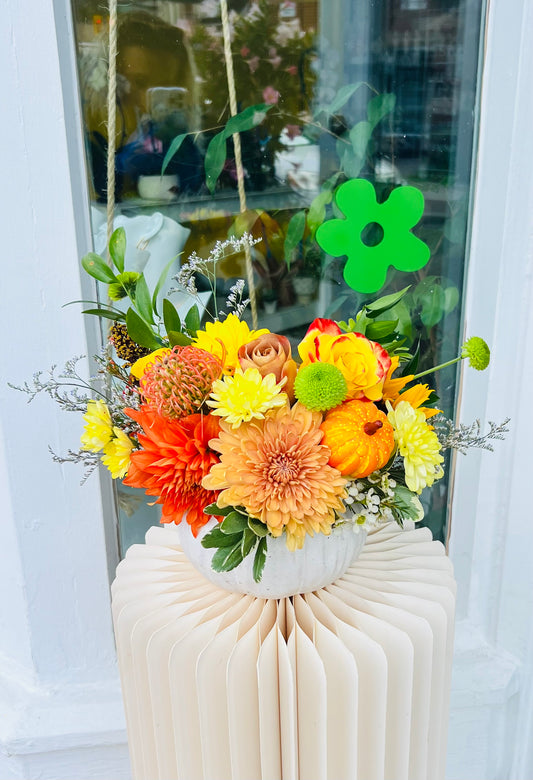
[433,416,510,454]
[223,278,249,318]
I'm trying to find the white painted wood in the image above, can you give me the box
[0,0,128,776]
[448,0,533,776]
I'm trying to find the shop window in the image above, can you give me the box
[70,0,484,551]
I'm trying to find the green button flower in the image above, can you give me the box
[316,178,430,293]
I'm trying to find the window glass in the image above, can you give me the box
[71,0,484,551]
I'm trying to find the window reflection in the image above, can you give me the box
[71,0,483,548]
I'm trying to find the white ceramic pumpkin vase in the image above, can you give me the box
[177,517,367,599]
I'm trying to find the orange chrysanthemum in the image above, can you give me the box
[123,407,221,536]
[202,403,347,551]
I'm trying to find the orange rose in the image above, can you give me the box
[238,333,297,400]
[297,330,390,401]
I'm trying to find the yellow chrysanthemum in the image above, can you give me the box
[387,400,444,494]
[81,400,113,452]
[101,427,134,479]
[193,314,269,374]
[207,367,287,428]
[381,355,414,402]
[202,403,347,549]
[395,382,442,419]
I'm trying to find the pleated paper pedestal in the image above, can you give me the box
[112,522,456,780]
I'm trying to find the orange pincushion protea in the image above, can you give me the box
[123,407,221,535]
[140,346,223,420]
[321,399,395,478]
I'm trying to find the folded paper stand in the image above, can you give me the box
[112,522,456,780]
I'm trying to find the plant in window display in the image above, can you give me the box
[13,188,507,594]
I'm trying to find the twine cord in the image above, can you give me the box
[106,0,118,261]
[220,0,258,329]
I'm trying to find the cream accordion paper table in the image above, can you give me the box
[111,522,456,780]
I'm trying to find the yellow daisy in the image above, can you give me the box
[81,400,113,452]
[207,367,287,428]
[193,313,268,374]
[387,400,444,494]
[101,427,134,479]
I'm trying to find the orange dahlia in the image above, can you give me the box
[202,403,347,551]
[123,407,221,536]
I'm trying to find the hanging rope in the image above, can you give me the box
[219,0,258,329]
[106,0,118,262]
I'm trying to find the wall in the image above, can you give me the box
[0,0,129,777]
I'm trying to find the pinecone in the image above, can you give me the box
[109,323,151,365]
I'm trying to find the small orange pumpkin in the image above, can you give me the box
[321,399,395,478]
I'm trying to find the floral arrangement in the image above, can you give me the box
[15,227,508,584]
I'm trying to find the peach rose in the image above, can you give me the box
[297,330,390,402]
[238,334,297,400]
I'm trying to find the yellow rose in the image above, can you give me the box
[298,330,388,401]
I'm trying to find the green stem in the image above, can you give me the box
[411,355,464,381]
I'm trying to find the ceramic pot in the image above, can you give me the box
[177,518,367,599]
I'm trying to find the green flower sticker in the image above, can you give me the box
[316,178,430,293]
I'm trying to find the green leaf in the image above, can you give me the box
[204,503,232,516]
[125,308,162,350]
[340,147,364,179]
[307,189,332,236]
[204,132,228,194]
[201,528,241,549]
[241,528,257,559]
[284,210,306,269]
[248,517,269,537]
[109,227,126,273]
[414,280,446,328]
[220,511,249,535]
[349,121,372,158]
[367,93,396,128]
[383,300,414,342]
[184,304,200,337]
[81,308,126,322]
[401,342,420,376]
[163,298,181,334]
[365,319,399,341]
[152,258,176,316]
[364,286,410,316]
[443,285,460,314]
[323,82,364,115]
[253,537,268,582]
[211,542,244,573]
[392,485,425,523]
[223,104,271,138]
[168,330,192,347]
[81,252,118,284]
[162,132,187,175]
[134,275,155,325]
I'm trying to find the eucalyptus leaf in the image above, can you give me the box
[134,275,155,325]
[220,511,249,535]
[323,82,364,115]
[307,189,332,236]
[284,210,306,269]
[253,537,267,582]
[81,252,117,284]
[81,308,126,322]
[443,285,460,314]
[341,148,364,179]
[248,517,269,537]
[163,298,182,334]
[184,304,200,337]
[161,132,187,175]
[349,121,372,158]
[109,227,126,273]
[125,308,162,350]
[201,528,241,549]
[367,93,396,128]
